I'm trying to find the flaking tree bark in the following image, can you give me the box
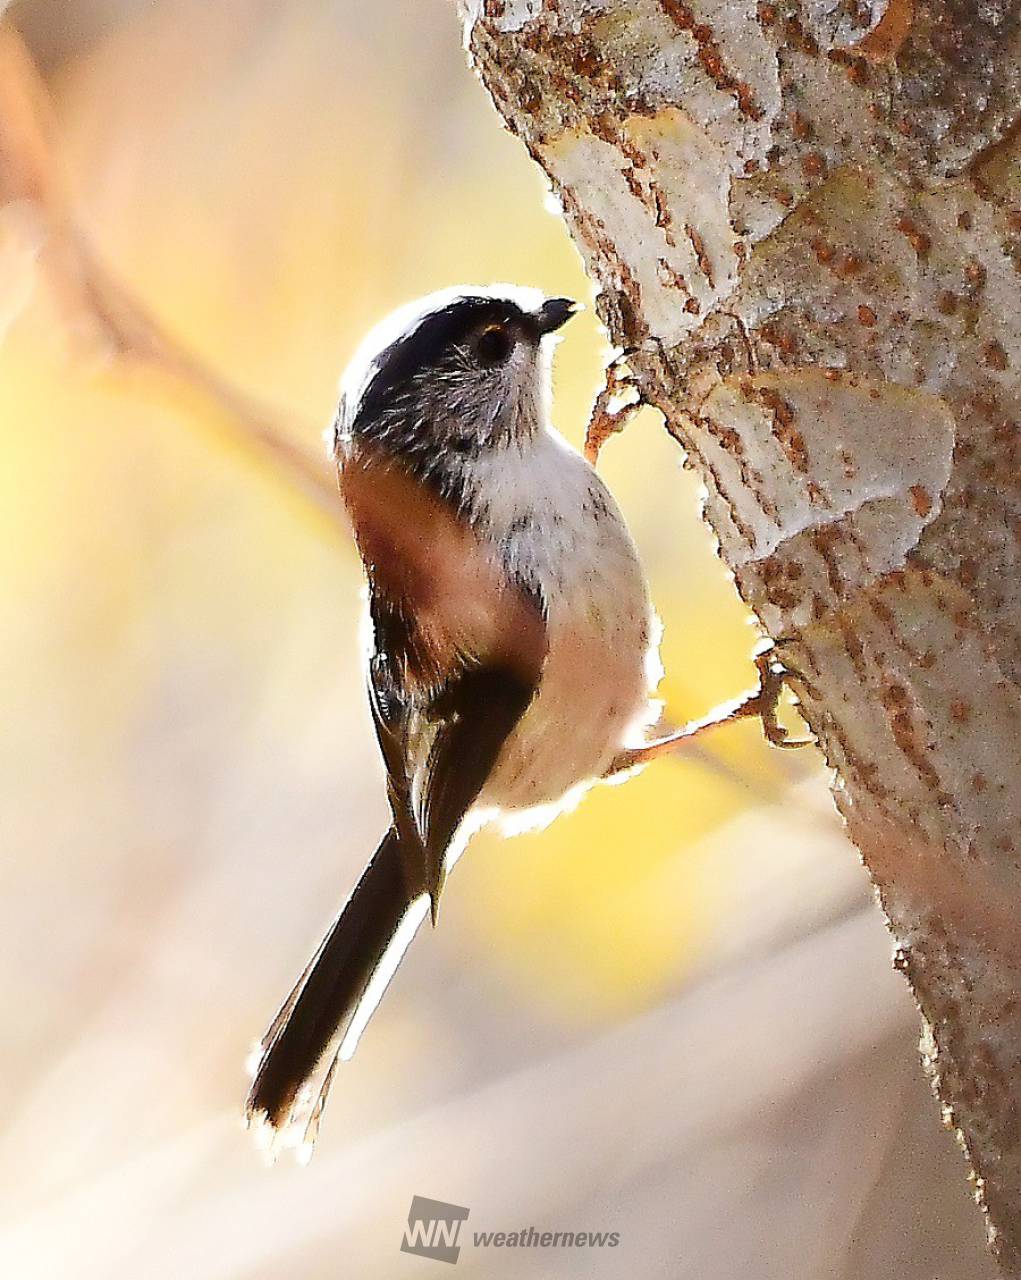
[460,0,1021,1271]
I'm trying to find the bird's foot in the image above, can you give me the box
[605,645,814,777]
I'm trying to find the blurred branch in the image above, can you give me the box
[0,23,341,527]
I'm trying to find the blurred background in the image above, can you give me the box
[0,1,997,1276]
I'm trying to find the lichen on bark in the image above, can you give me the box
[461,0,1021,1271]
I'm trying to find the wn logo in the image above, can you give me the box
[400,1195,471,1265]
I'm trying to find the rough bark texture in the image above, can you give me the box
[461,0,1021,1270]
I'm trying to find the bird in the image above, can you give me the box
[243,284,793,1158]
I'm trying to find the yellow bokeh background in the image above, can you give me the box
[2,4,988,1278]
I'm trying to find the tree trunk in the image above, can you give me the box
[461,0,1021,1270]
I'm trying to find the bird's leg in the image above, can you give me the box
[605,646,815,778]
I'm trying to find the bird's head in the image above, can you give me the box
[332,285,578,464]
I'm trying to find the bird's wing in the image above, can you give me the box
[340,448,548,916]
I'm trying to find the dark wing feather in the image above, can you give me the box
[340,448,547,919]
[366,624,431,900]
[415,660,537,916]
[367,600,542,920]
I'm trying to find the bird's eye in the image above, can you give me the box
[476,324,513,366]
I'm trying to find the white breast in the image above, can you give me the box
[471,429,660,819]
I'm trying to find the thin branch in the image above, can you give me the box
[0,24,341,528]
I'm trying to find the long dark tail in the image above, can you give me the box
[245,829,424,1151]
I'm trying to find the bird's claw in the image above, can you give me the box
[747,647,815,750]
[584,351,643,464]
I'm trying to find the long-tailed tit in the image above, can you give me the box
[245,285,794,1156]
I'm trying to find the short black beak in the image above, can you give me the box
[535,296,579,335]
